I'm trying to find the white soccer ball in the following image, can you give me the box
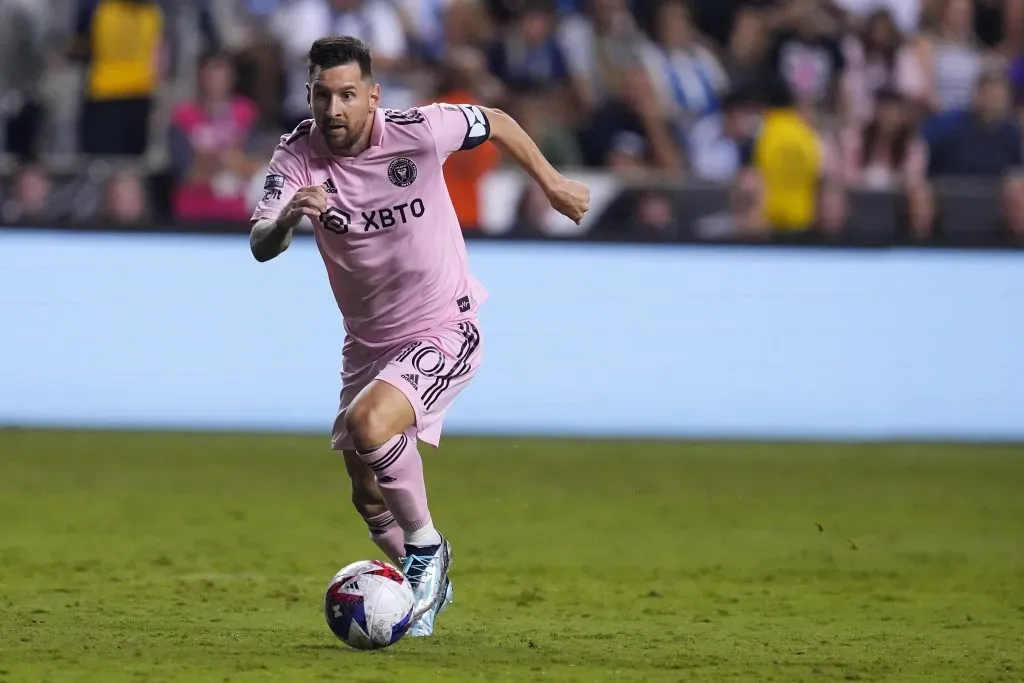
[324,560,415,650]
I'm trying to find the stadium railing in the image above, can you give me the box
[1,167,1022,247]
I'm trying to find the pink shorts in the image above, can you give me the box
[331,319,483,451]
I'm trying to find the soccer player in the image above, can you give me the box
[249,36,590,637]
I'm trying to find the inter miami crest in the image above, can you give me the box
[387,157,417,188]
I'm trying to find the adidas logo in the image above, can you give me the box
[322,178,338,194]
[401,373,419,390]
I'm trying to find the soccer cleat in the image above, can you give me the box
[400,537,453,630]
[407,576,454,637]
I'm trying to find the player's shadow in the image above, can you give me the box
[292,642,398,655]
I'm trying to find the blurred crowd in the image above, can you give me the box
[1,0,1024,239]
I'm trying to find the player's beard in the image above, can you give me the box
[320,114,368,155]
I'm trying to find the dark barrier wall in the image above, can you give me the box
[5,173,1023,246]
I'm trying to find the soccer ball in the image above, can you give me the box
[324,560,415,650]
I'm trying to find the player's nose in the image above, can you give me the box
[328,97,347,119]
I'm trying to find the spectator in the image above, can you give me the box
[831,0,921,35]
[581,64,685,171]
[974,0,1023,58]
[169,50,262,222]
[73,0,164,156]
[840,87,934,238]
[688,88,763,182]
[722,5,771,89]
[843,9,925,125]
[2,163,53,224]
[587,189,679,240]
[558,0,645,115]
[913,0,985,114]
[510,85,583,169]
[929,70,1022,177]
[638,0,729,137]
[507,84,585,232]
[0,0,49,161]
[486,0,586,24]
[735,78,846,237]
[928,70,1024,237]
[271,0,411,127]
[767,0,848,116]
[688,0,781,51]
[104,169,149,225]
[484,0,523,24]
[208,0,286,129]
[394,0,448,63]
[430,63,503,231]
[443,0,497,54]
[488,0,572,92]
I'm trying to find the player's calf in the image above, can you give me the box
[346,380,450,622]
[345,451,387,517]
[344,450,404,565]
[346,381,440,542]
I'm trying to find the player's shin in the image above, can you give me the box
[354,432,441,548]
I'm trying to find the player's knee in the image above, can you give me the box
[344,400,395,450]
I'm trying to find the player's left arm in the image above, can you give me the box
[421,103,590,224]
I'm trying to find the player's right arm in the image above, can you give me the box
[249,142,326,262]
[250,185,328,262]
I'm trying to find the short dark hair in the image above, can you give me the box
[198,49,232,70]
[765,76,796,109]
[721,83,760,112]
[308,36,373,81]
[521,0,557,14]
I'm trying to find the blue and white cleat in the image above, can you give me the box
[407,576,454,637]
[400,537,453,637]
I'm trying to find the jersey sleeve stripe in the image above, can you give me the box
[285,119,313,145]
[383,108,426,126]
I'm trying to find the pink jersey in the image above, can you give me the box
[252,103,491,349]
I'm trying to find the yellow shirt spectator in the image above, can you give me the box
[77,0,162,101]
[744,108,824,232]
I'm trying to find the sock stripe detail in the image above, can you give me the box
[355,433,403,461]
[366,512,397,535]
[366,434,408,472]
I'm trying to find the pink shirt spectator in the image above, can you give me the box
[839,125,928,187]
[843,36,925,125]
[251,104,491,350]
[171,96,260,221]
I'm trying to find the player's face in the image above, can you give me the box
[308,63,380,153]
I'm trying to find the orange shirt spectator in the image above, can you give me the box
[430,88,501,230]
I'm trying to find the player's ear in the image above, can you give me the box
[369,82,381,109]
[305,83,312,113]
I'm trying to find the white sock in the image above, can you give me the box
[405,521,442,548]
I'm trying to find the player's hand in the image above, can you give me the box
[278,185,329,231]
[545,176,590,225]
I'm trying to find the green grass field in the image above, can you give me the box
[1,430,1022,682]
